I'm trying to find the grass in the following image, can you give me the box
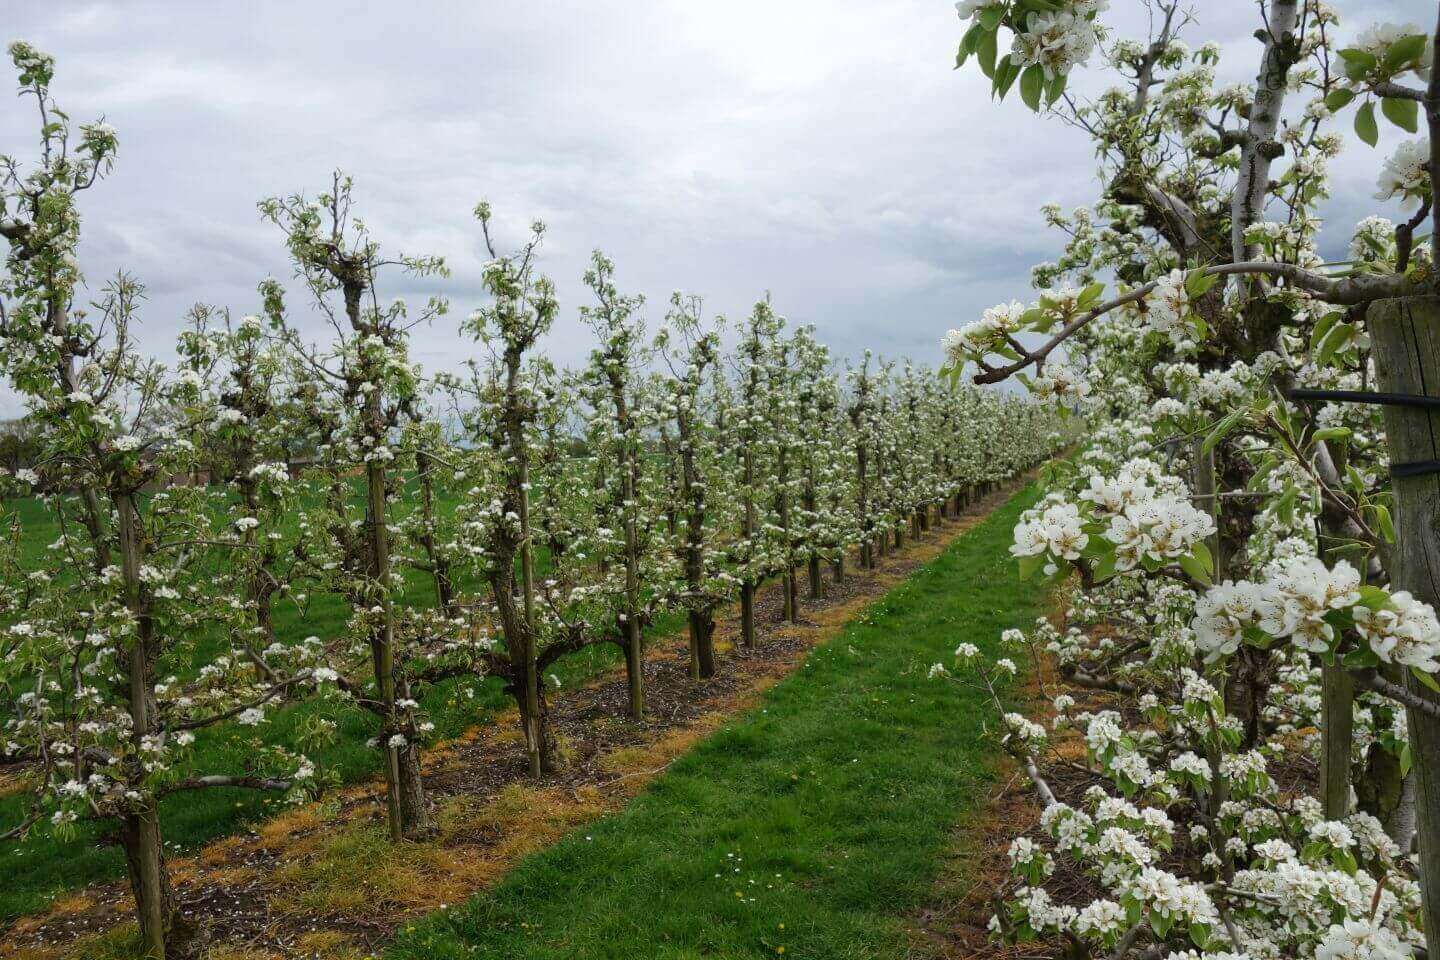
[386,480,1045,960]
[0,480,680,924]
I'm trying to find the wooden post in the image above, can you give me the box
[1367,295,1440,953]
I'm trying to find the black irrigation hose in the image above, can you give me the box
[1285,388,1440,479]
[1286,388,1440,411]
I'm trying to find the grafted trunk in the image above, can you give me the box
[396,740,430,836]
[623,618,644,719]
[490,564,555,775]
[1366,295,1440,955]
[120,807,196,959]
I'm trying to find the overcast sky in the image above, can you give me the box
[0,0,1421,416]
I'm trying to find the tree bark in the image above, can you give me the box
[120,807,193,959]
[1366,295,1440,955]
[740,580,756,649]
[1230,0,1299,263]
[116,494,189,957]
[1358,737,1413,849]
[624,617,644,719]
[688,610,716,680]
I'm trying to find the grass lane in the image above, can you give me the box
[388,480,1043,960]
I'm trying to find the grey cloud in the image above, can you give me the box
[0,0,1428,419]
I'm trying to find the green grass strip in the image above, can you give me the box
[389,481,1044,960]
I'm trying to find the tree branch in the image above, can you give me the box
[1352,668,1440,720]
[161,774,294,795]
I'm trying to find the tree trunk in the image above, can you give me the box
[116,496,193,958]
[396,740,430,836]
[1366,294,1440,955]
[833,557,844,584]
[740,580,756,648]
[120,807,186,959]
[1387,769,1418,851]
[1358,739,1413,850]
[688,610,716,679]
[624,617,645,719]
[365,450,424,840]
[808,554,823,600]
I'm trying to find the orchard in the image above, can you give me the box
[0,40,1065,959]
[7,1,1440,958]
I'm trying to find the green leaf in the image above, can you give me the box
[1019,63,1045,111]
[1337,48,1377,81]
[1077,281,1105,308]
[1190,539,1213,575]
[957,22,984,68]
[1179,551,1213,586]
[1401,742,1413,777]
[993,55,1020,100]
[978,5,1005,31]
[1046,71,1067,105]
[1316,320,1354,366]
[1017,552,1046,580]
[1413,666,1440,694]
[1309,311,1341,354]
[1333,847,1358,876]
[1324,88,1355,111]
[1184,268,1218,298]
[1382,34,1427,72]
[1358,585,1391,611]
[1343,646,1380,670]
[977,28,998,78]
[1246,456,1278,492]
[1373,503,1396,544]
[1354,102,1379,146]
[1382,97,1419,132]
[1311,426,1352,444]
[1202,409,1243,455]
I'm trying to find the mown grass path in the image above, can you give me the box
[389,481,1044,960]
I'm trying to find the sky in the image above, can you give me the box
[0,0,1423,416]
